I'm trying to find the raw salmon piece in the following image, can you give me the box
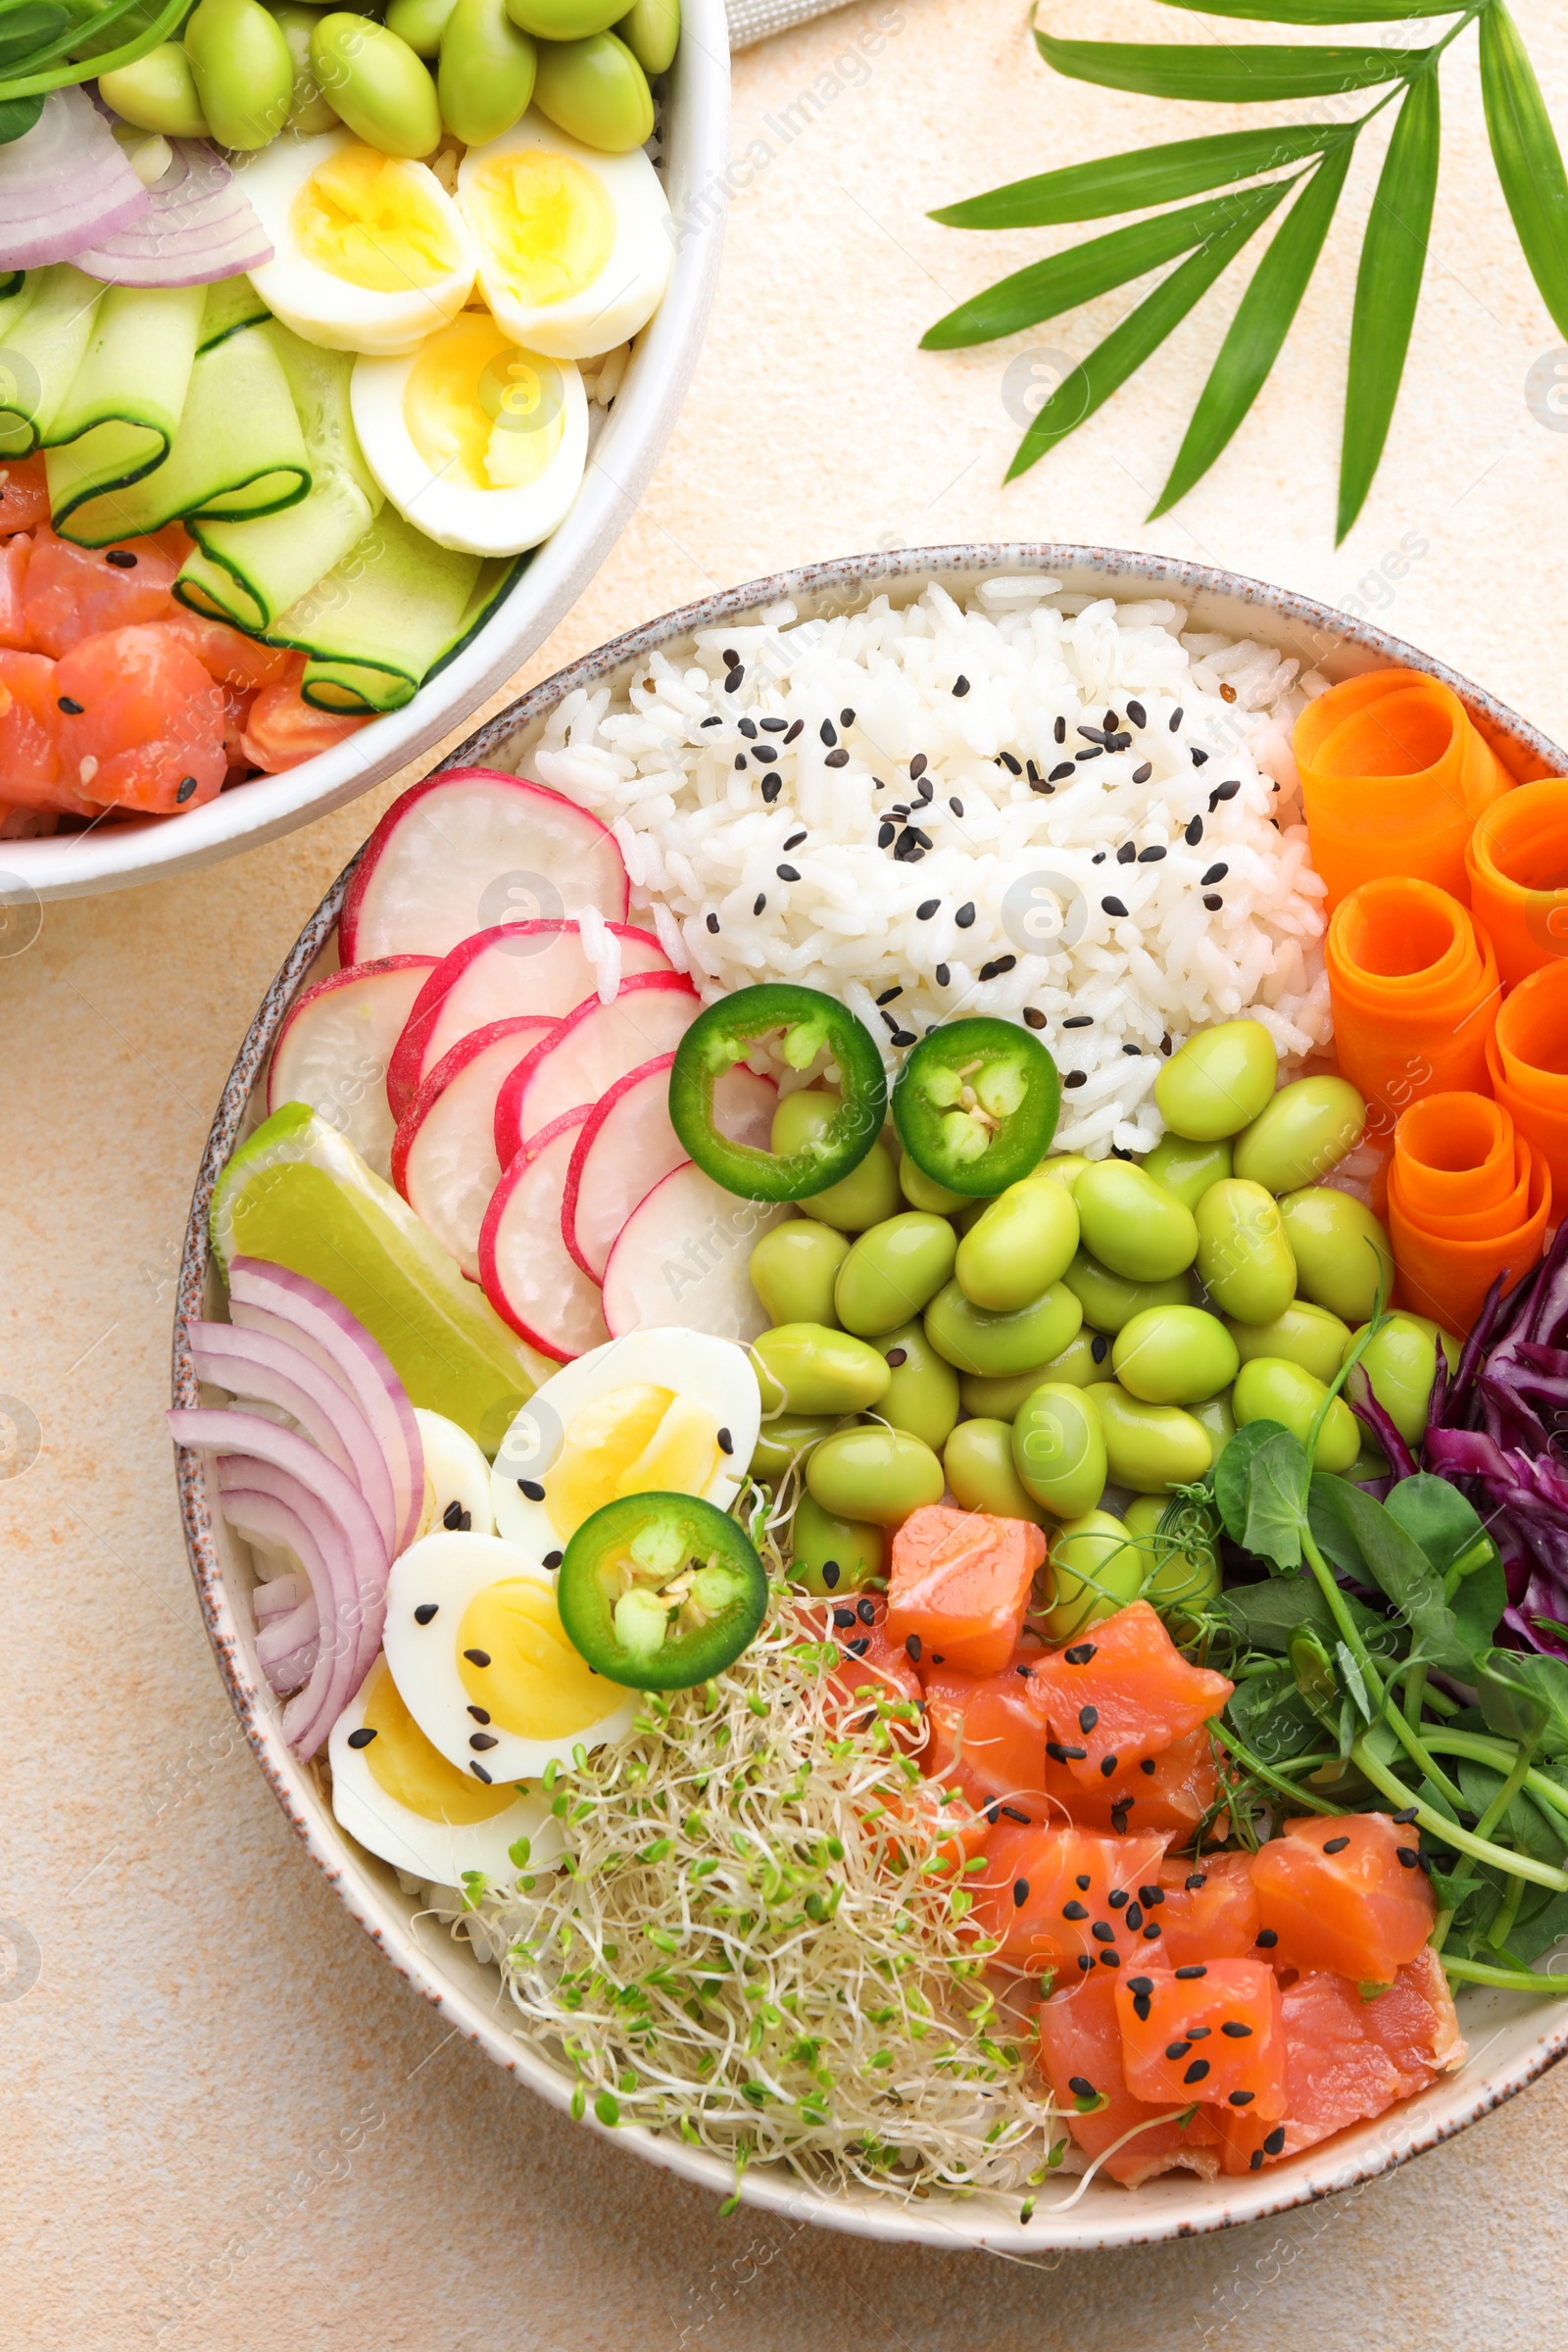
[54,625,226,813]
[970,1820,1169,1977]
[1037,1975,1221,2187]
[0,649,97,813]
[164,609,292,692]
[922,1659,1052,1813]
[1152,1850,1261,1966]
[24,527,178,657]
[1043,1724,1221,1840]
[241,670,371,772]
[885,1504,1047,1678]
[1027,1599,1234,1788]
[1116,1957,1288,2121]
[0,455,49,533]
[0,533,30,648]
[1251,1813,1436,1983]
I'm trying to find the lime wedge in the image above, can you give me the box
[212,1102,551,1450]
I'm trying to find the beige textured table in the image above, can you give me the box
[7,5,1568,2343]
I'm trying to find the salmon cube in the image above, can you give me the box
[1026,1600,1234,1788]
[1037,1975,1221,2187]
[24,525,178,657]
[884,1504,1047,1678]
[54,624,225,812]
[0,533,30,648]
[970,1821,1169,1977]
[1152,1850,1261,1967]
[1043,1724,1221,1839]
[1115,1958,1288,2121]
[922,1659,1051,1813]
[0,455,50,533]
[1251,1813,1436,1984]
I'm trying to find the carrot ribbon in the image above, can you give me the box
[1325,878,1501,1135]
[1388,1092,1551,1338]
[1464,776,1568,990]
[1486,962,1568,1212]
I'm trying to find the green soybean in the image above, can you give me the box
[1073,1159,1199,1283]
[1155,1019,1278,1143]
[386,0,459,54]
[1278,1188,1396,1327]
[959,1331,1106,1419]
[270,3,340,133]
[945,1418,1047,1525]
[1011,1382,1107,1519]
[1189,1388,1236,1462]
[1039,1154,1091,1190]
[898,1152,967,1214]
[877,1321,961,1452]
[1227,1299,1351,1387]
[788,1493,882,1595]
[1141,1132,1233,1214]
[1091,1385,1213,1494]
[749,1218,849,1331]
[1124,1494,1220,1629]
[614,0,677,74]
[437,0,535,142]
[186,0,294,147]
[771,1091,901,1233]
[1112,1305,1239,1405]
[1233,1075,1366,1196]
[1194,1178,1298,1324]
[955,1173,1080,1311]
[1041,1511,1144,1641]
[1063,1249,1189,1336]
[835,1212,957,1339]
[1344,1313,1458,1447]
[751,1324,889,1417]
[924,1276,1082,1377]
[806,1425,945,1528]
[1233,1355,1360,1474]
[98,42,211,135]
[749,1412,838,1480]
[531,25,652,148]
[310,11,442,152]
[506,0,623,31]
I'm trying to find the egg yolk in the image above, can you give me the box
[359,1659,516,1823]
[292,146,465,292]
[403,312,565,492]
[543,1382,722,1540]
[457,1578,612,1738]
[465,148,615,310]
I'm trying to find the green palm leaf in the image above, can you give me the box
[1479,1,1568,340]
[930,126,1333,231]
[1152,138,1354,517]
[1152,0,1466,20]
[1338,71,1441,542]
[1034,27,1415,103]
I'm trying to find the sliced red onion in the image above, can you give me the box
[257,1594,320,1694]
[217,1478,358,1758]
[253,1572,309,1622]
[226,1257,423,1550]
[72,139,272,287]
[0,87,149,270]
[189,1317,398,1554]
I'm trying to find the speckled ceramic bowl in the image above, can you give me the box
[172,545,1568,2253]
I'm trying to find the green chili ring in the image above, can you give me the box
[892,1015,1060,1197]
[668,982,888,1201]
[556,1492,768,1690]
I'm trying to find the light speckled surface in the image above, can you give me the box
[5,3,1568,2341]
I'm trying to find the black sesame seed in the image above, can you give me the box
[469,1732,498,1750]
[955,902,977,928]
[1228,2090,1254,2107]
[1140,1756,1157,1775]
[1174,1964,1207,1980]
[1099,1951,1120,1968]
[760,716,787,733]
[716,1427,734,1456]
[754,744,779,764]
[1076,747,1103,763]
[818,718,838,747]
[1012,1879,1030,1908]
[1063,1070,1087,1089]
[543,1549,563,1569]
[953,675,970,697]
[346,1727,377,1748]
[1053,715,1067,744]
[782,828,807,851]
[1046,1740,1088,1762]
[996,751,1021,776]
[1143,1922,1162,1937]
[905,1634,922,1663]
[832,1606,857,1630]
[1138,844,1166,862]
[890,1027,917,1047]
[1091,1922,1115,1944]
[706,911,721,934]
[754,894,766,915]
[466,1704,490,1724]
[949,798,964,818]
[1264,2126,1287,2155]
[1063,1014,1092,1029]
[978,955,1016,982]
[58,695,84,714]
[175,777,198,804]
[700,713,721,728]
[1255,1930,1279,1948]
[1214,777,1241,804]
[916,899,939,920]
[442,1500,471,1531]
[1002,1803,1030,1824]
[1164,2040,1192,2061]
[1185,813,1204,845]
[1049,761,1074,783]
[464,1648,491,1666]
[1133,1993,1152,2019]
[1392,1805,1419,1825]
[1122,1043,1143,1057]
[1140,1886,1164,1906]
[738,716,758,739]
[1078,1954,1095,1972]
[106,548,137,568]
[470,1762,493,1783]
[1186,2026,1211,2040]
[776,863,800,882]
[1126,1903,1144,1930]
[876,984,903,1004]
[1116,841,1137,865]
[783,719,803,743]
[1221,2021,1253,2038]
[937,964,954,990]
[1100,1755,1119,1778]
[1062,1900,1089,1921]
[517,1478,545,1501]
[1067,2075,1097,2098]
[1185,1874,1207,1890]
[1396,1845,1421,1868]
[760,776,782,804]
[841,708,856,727]
[734,756,747,773]
[877,822,896,848]
[1250,2150,1265,2172]
[414,1602,439,1624]
[723,666,743,694]
[1064,1642,1096,1665]
[852,1597,875,1628]
[1126,700,1147,729]
[1107,1888,1129,1911]
[824,748,850,769]
[1323,1835,1351,1853]
[915,778,935,804]
[1078,725,1108,747]
[1201,863,1229,888]
[1102,897,1129,918]
[1131,761,1153,784]
[1078,1706,1099,1734]
[1160,1033,1173,1055]
[821,1563,840,1589]
[1183,2059,1210,2083]
[1192,748,1208,766]
[846,1636,869,1656]
[1090,1335,1108,1362]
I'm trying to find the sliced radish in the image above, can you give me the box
[479,1109,609,1362]
[601,1162,790,1344]
[563,1054,777,1282]
[339,769,629,965]
[391,1015,559,1281]
[386,920,670,1120]
[267,956,436,1181]
[492,971,700,1165]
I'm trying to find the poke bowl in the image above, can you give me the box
[172,545,1568,2252]
[0,0,729,904]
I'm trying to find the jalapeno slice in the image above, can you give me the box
[668,983,888,1201]
[892,1017,1060,1196]
[556,1492,768,1689]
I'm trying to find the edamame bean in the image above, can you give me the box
[186,0,294,147]
[749,1218,849,1330]
[1141,1132,1233,1214]
[1111,1304,1239,1405]
[505,0,623,31]
[1233,1076,1366,1196]
[310,11,442,152]
[1233,1356,1360,1474]
[1041,1511,1144,1641]
[1194,1178,1298,1324]
[749,1412,838,1480]
[271,3,340,133]
[898,1152,967,1214]
[959,1331,1106,1419]
[1010,1382,1107,1519]
[1091,1385,1213,1494]
[1124,1494,1220,1629]
[788,1492,882,1595]
[1063,1249,1189,1336]
[386,0,459,54]
[1227,1299,1351,1387]
[1038,1154,1091,1190]
[835,1212,957,1338]
[924,1276,1082,1377]
[531,25,652,148]
[955,1173,1080,1312]
[1154,1018,1278,1142]
[806,1425,945,1528]
[1277,1188,1396,1326]
[751,1323,890,1417]
[945,1418,1047,1524]
[614,0,677,74]
[878,1321,961,1452]
[1074,1160,1199,1283]
[771,1091,901,1233]
[1343,1314,1457,1446]
[437,0,535,141]
[98,42,211,135]
[1189,1389,1236,1461]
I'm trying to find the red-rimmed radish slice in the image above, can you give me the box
[563,1054,776,1282]
[391,1015,558,1281]
[492,971,700,1166]
[267,956,436,1181]
[601,1162,790,1343]
[386,920,670,1121]
[339,769,629,964]
[479,1109,609,1362]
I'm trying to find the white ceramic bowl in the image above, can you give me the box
[5,5,730,907]
[173,546,1568,2253]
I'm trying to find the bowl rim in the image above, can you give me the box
[0,0,732,908]
[172,542,1568,2254]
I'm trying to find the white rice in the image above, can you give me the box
[519,576,1332,1157]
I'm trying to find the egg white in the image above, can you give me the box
[457,110,671,361]
[490,1328,762,1563]
[328,1674,563,1890]
[413,1408,495,1538]
[241,128,477,358]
